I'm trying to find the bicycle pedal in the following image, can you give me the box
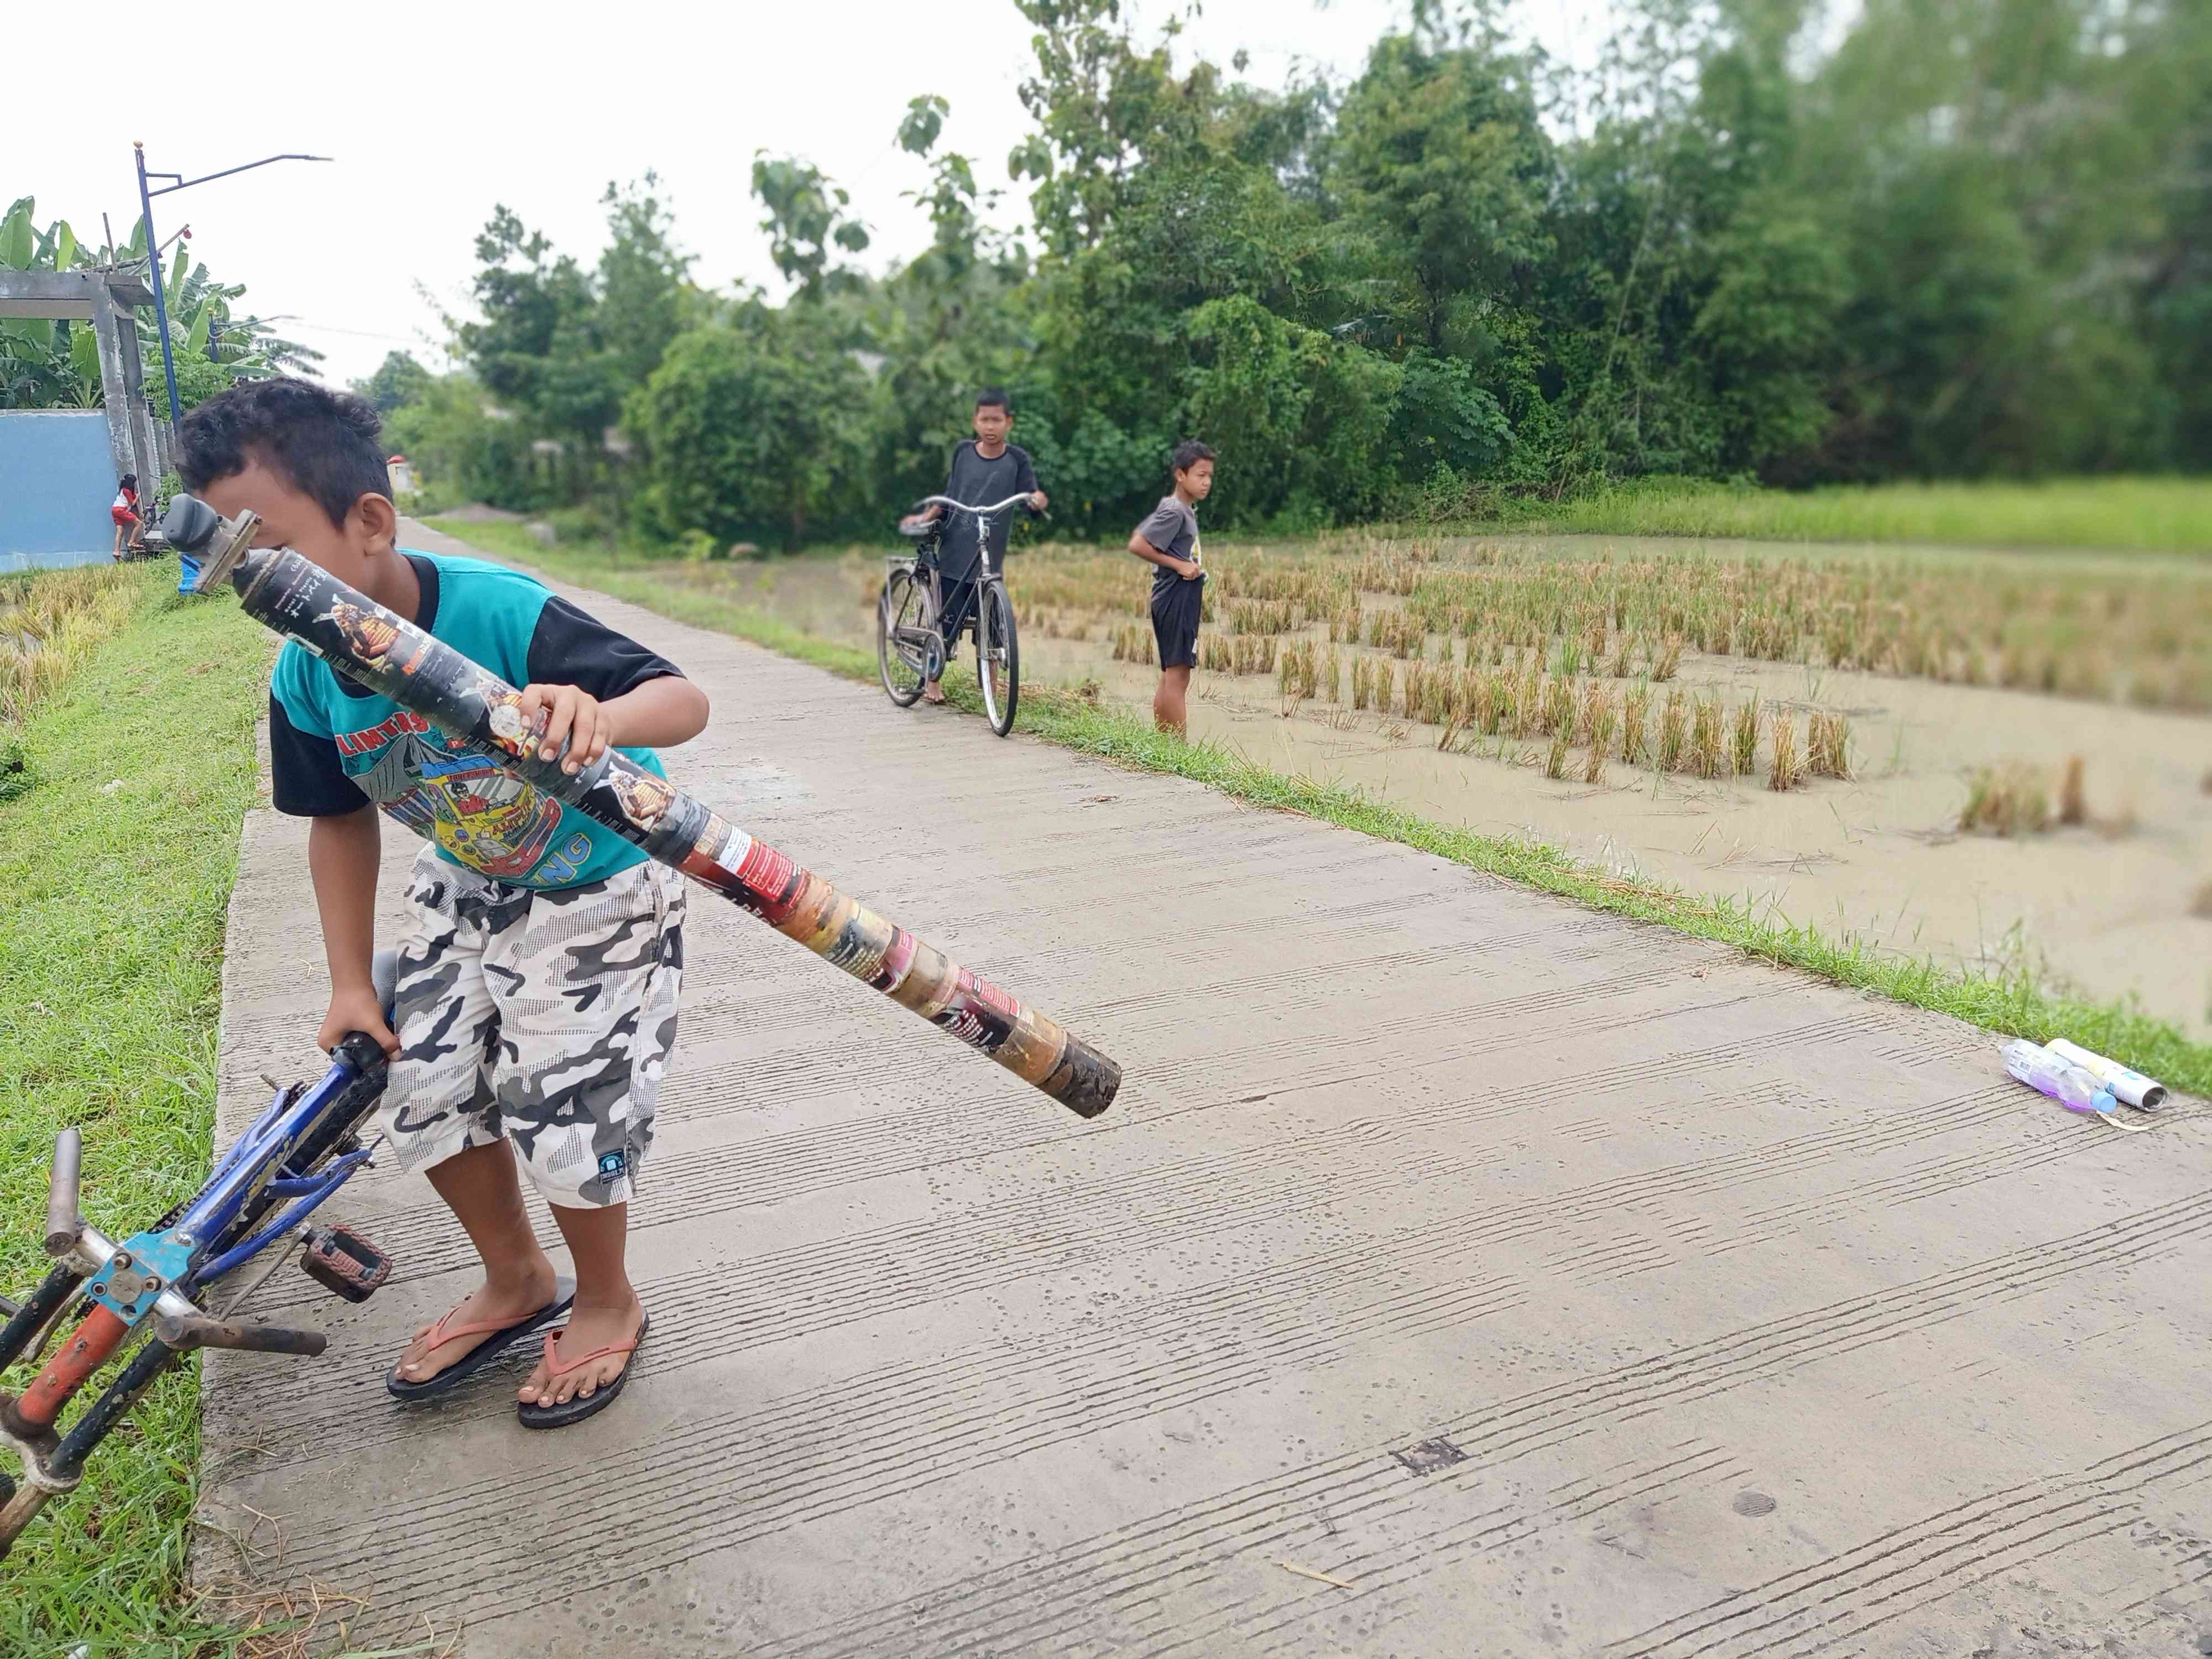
[300,1226,392,1303]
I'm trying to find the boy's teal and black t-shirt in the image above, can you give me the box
[268,550,681,890]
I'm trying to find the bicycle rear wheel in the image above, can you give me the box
[978,582,1019,737]
[878,567,930,707]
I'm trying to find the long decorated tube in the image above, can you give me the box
[221,545,1120,1119]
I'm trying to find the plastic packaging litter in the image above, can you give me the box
[2041,1039,2166,1110]
[2002,1039,2117,1116]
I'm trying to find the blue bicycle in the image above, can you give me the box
[0,957,401,1556]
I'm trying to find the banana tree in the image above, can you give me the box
[157,243,323,379]
[0,196,96,408]
[1,195,321,410]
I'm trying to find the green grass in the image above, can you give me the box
[424,518,873,676]
[1468,475,2212,555]
[426,516,2212,1100]
[0,572,279,1657]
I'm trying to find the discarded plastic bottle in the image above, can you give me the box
[2002,1039,2117,1116]
[2041,1039,2166,1110]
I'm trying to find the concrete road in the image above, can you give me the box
[197,526,2212,1657]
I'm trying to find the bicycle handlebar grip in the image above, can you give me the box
[44,1129,82,1255]
[212,538,1123,1119]
[333,1031,392,1078]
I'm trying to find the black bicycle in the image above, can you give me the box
[878,494,1026,738]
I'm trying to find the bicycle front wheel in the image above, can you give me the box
[879,567,930,707]
[978,582,1019,737]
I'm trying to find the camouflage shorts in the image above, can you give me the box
[384,845,686,1207]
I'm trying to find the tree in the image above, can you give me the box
[375,0,2212,543]
[1329,34,1554,356]
[627,305,874,550]
[750,156,872,302]
[597,174,695,390]
[384,373,548,509]
[1006,0,1221,257]
[438,177,706,508]
[457,205,607,434]
[353,350,434,413]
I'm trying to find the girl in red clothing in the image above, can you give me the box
[111,473,143,559]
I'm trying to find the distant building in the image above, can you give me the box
[387,453,419,499]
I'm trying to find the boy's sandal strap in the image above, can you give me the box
[416,1305,544,1351]
[539,1325,644,1379]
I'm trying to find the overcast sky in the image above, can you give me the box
[14,0,1610,387]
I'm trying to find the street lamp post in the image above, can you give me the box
[133,142,332,432]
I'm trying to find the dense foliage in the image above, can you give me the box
[374,0,2210,545]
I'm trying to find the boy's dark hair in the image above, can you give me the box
[975,388,1011,413]
[119,473,137,490]
[178,377,390,531]
[1171,439,1215,474]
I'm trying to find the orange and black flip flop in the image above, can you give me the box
[517,1311,651,1430]
[385,1278,575,1403]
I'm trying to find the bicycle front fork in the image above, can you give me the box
[0,1133,325,1559]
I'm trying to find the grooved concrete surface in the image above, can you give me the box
[198,527,2212,1658]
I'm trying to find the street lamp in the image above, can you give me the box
[134,142,332,431]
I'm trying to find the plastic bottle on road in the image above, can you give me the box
[2042,1038,2166,1110]
[2002,1039,2117,1116]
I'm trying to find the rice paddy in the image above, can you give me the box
[428,514,2212,1040]
[1010,526,2212,712]
[1,565,148,728]
[1961,763,2054,837]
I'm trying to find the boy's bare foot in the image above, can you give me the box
[392,1260,560,1384]
[519,1291,646,1408]
[922,682,947,705]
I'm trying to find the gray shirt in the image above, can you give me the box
[937,440,1039,580]
[1138,494,1203,602]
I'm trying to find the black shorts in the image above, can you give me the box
[1151,578,1202,669]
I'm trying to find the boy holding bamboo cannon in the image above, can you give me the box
[179,377,707,1428]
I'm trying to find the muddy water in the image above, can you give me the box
[691,545,2212,1037]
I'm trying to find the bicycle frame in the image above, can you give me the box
[885,492,1026,676]
[0,1022,389,1555]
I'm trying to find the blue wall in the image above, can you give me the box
[0,410,120,573]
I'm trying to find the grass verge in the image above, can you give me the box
[1464,474,2212,555]
[427,515,2212,1099]
[0,573,279,1657]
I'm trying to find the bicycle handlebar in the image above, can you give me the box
[917,494,1035,517]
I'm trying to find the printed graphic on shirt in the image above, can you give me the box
[268,550,686,891]
[356,726,570,881]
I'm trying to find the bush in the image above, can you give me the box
[546,504,618,545]
[384,374,559,513]
[626,315,873,551]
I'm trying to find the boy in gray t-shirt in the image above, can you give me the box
[1126,440,1216,737]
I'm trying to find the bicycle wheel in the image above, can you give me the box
[878,567,930,707]
[978,582,1019,737]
